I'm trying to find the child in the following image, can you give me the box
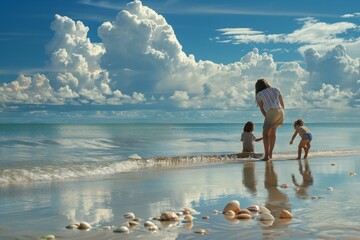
[289,119,312,159]
[240,121,263,157]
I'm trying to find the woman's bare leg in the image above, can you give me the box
[269,128,277,159]
[262,128,272,160]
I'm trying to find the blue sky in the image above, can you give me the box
[0,0,359,123]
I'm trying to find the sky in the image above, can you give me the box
[0,0,359,123]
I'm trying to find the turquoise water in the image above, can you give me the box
[0,123,359,184]
[0,123,359,239]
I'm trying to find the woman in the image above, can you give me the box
[255,79,285,161]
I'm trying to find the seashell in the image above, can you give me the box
[43,235,55,240]
[259,220,274,227]
[183,209,191,215]
[327,187,334,191]
[183,207,197,214]
[144,221,156,227]
[224,210,236,216]
[331,163,336,166]
[280,183,289,188]
[102,226,112,230]
[194,229,207,235]
[202,216,210,220]
[259,212,275,221]
[259,206,271,213]
[147,225,159,231]
[235,213,252,220]
[122,222,130,228]
[128,154,141,160]
[222,200,240,214]
[349,172,357,176]
[247,205,260,212]
[176,212,183,217]
[123,212,135,219]
[279,210,293,219]
[212,210,220,214]
[78,222,91,230]
[128,221,139,227]
[184,215,193,222]
[160,211,180,221]
[113,226,129,234]
[66,223,79,229]
[237,209,252,215]
[133,217,142,222]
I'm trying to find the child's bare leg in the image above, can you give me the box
[297,146,302,159]
[297,140,308,160]
[304,141,311,159]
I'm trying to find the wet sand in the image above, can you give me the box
[1,155,360,239]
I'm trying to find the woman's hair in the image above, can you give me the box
[255,79,271,95]
[243,121,254,132]
[294,119,304,127]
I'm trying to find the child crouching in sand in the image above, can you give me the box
[239,121,263,158]
[289,119,312,159]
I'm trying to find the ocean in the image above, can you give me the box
[0,123,359,239]
[0,123,358,184]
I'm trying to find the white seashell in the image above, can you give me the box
[160,211,180,221]
[259,212,275,221]
[144,221,156,227]
[147,225,159,231]
[43,235,55,240]
[279,210,293,219]
[183,207,197,214]
[194,229,207,235]
[212,210,219,214]
[66,224,78,229]
[113,226,129,233]
[259,206,271,213]
[247,205,260,212]
[224,210,236,216]
[78,222,91,230]
[128,221,139,227]
[133,217,142,222]
[222,200,240,214]
[280,183,289,188]
[327,187,334,191]
[128,154,141,160]
[123,212,135,219]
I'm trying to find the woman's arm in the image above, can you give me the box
[257,100,266,117]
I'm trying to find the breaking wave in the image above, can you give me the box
[1,149,359,185]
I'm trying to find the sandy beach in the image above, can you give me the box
[1,153,359,239]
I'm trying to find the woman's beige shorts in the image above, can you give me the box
[263,108,284,130]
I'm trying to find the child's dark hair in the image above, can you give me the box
[294,119,304,127]
[243,121,254,132]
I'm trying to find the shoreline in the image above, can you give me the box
[1,154,359,239]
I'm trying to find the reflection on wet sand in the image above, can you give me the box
[243,162,257,195]
[264,161,291,219]
[292,159,314,199]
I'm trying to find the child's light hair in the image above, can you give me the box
[294,119,304,127]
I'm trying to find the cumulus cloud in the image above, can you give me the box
[0,0,359,115]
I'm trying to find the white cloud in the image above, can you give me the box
[0,0,359,116]
[341,12,360,18]
[216,17,359,57]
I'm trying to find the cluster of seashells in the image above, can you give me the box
[222,200,293,227]
[64,201,293,237]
